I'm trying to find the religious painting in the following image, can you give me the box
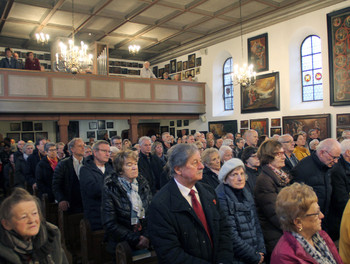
[196,57,202,67]
[270,128,282,136]
[188,54,196,68]
[183,61,188,70]
[241,72,280,113]
[240,120,248,128]
[7,133,20,142]
[250,118,268,136]
[271,118,281,127]
[170,59,177,73]
[248,33,268,72]
[10,123,21,131]
[208,120,238,138]
[327,7,350,106]
[337,113,350,126]
[87,131,95,139]
[177,61,182,72]
[282,114,330,140]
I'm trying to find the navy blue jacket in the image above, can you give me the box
[216,183,265,263]
[0,57,16,68]
[148,178,233,264]
[80,155,114,231]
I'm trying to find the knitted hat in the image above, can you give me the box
[218,158,245,182]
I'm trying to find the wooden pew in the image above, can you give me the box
[58,209,84,264]
[115,241,157,264]
[80,218,112,264]
[41,193,58,226]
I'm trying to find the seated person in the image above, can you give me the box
[101,150,152,255]
[162,72,171,80]
[25,52,41,71]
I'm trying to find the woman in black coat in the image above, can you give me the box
[216,158,265,264]
[254,140,291,261]
[200,148,221,188]
[101,150,152,255]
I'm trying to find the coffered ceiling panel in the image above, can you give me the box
[142,27,180,41]
[8,2,48,22]
[113,22,149,36]
[85,17,116,32]
[190,18,232,34]
[166,12,205,28]
[139,5,177,21]
[2,22,37,39]
[194,0,239,13]
[60,0,101,13]
[48,10,90,27]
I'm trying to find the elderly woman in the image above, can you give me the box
[122,139,132,151]
[101,150,152,255]
[293,133,310,160]
[36,142,58,202]
[254,139,290,261]
[309,139,319,154]
[200,148,221,188]
[271,183,342,264]
[219,145,233,164]
[216,158,266,264]
[0,188,67,263]
[194,141,205,154]
[151,141,167,167]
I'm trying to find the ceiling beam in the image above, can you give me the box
[0,0,14,33]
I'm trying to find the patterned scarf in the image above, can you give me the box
[118,177,145,226]
[47,156,58,171]
[267,164,290,186]
[291,231,337,264]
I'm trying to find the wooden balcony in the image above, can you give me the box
[0,69,206,114]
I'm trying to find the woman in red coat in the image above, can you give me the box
[25,51,41,71]
[271,183,343,264]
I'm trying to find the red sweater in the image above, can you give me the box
[25,58,41,71]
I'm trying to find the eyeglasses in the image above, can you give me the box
[48,148,57,152]
[324,150,340,161]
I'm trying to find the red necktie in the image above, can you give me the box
[189,189,212,246]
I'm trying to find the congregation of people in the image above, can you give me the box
[1,128,350,263]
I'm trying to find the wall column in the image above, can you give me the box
[129,116,139,144]
[58,116,69,143]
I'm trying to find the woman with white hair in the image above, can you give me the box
[216,158,266,263]
[219,145,233,164]
[200,148,221,188]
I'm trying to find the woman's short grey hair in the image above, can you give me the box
[169,144,199,176]
[309,139,319,150]
[222,139,233,147]
[44,142,56,152]
[201,148,219,166]
[24,142,34,150]
[219,146,232,161]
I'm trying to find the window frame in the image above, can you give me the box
[223,57,234,111]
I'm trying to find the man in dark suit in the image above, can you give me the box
[52,138,85,214]
[278,134,298,173]
[0,48,16,68]
[148,144,232,264]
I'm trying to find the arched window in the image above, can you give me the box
[301,35,323,101]
[223,57,233,110]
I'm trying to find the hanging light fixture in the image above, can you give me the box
[35,32,49,44]
[55,0,93,74]
[232,0,256,87]
[128,44,140,55]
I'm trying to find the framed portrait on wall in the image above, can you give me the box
[188,54,196,68]
[10,123,21,131]
[248,33,269,72]
[177,61,182,72]
[170,59,177,73]
[240,120,248,128]
[250,118,268,136]
[208,120,238,138]
[271,118,281,127]
[87,131,95,138]
[270,128,282,136]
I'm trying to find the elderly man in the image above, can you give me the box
[342,130,350,140]
[138,136,164,194]
[80,140,114,230]
[111,135,122,150]
[214,138,223,149]
[292,138,341,231]
[244,129,259,147]
[13,140,25,162]
[148,144,232,263]
[52,138,85,213]
[161,132,171,154]
[278,134,298,173]
[328,139,350,240]
[14,142,34,188]
[140,61,156,78]
[187,135,195,144]
[225,133,234,141]
[194,132,202,141]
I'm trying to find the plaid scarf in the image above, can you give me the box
[291,231,337,264]
[267,164,290,186]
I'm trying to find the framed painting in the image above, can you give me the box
[181,71,185,80]
[196,57,202,67]
[327,7,350,106]
[109,131,117,138]
[240,128,248,135]
[177,61,182,72]
[208,120,238,138]
[98,120,106,129]
[188,53,196,68]
[191,130,196,135]
[282,114,331,140]
[160,126,169,133]
[240,120,248,128]
[184,120,189,126]
[89,122,97,130]
[7,133,20,142]
[170,121,175,126]
[241,72,280,113]
[271,118,281,127]
[107,122,114,129]
[34,123,42,131]
[337,113,350,126]
[10,123,21,131]
[177,130,182,138]
[22,132,34,142]
[177,120,182,127]
[183,61,188,70]
[22,121,33,131]
[35,132,48,140]
[87,131,95,138]
[337,127,348,138]
[170,59,177,73]
[196,67,200,75]
[270,128,282,136]
[158,68,165,78]
[165,64,170,74]
[250,118,268,136]
[170,127,175,137]
[97,130,107,140]
[248,33,268,72]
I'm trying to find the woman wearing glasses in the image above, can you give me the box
[271,183,342,264]
[254,140,291,262]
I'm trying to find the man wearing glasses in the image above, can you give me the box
[278,134,299,173]
[292,138,341,232]
[80,140,114,231]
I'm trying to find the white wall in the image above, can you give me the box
[155,1,350,138]
[78,119,129,141]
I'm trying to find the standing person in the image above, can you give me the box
[80,140,114,230]
[148,144,232,264]
[140,61,156,78]
[161,132,172,154]
[151,141,167,167]
[244,129,259,147]
[340,200,350,263]
[13,52,24,69]
[13,140,25,162]
[14,142,34,188]
[235,138,245,158]
[111,135,122,150]
[52,138,85,214]
[24,52,41,71]
[254,139,291,261]
[271,183,343,264]
[36,143,58,202]
[293,133,310,161]
[0,47,15,68]
[240,146,260,195]
[278,134,299,173]
[200,148,221,189]
[292,138,341,232]
[216,158,266,264]
[56,142,66,160]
